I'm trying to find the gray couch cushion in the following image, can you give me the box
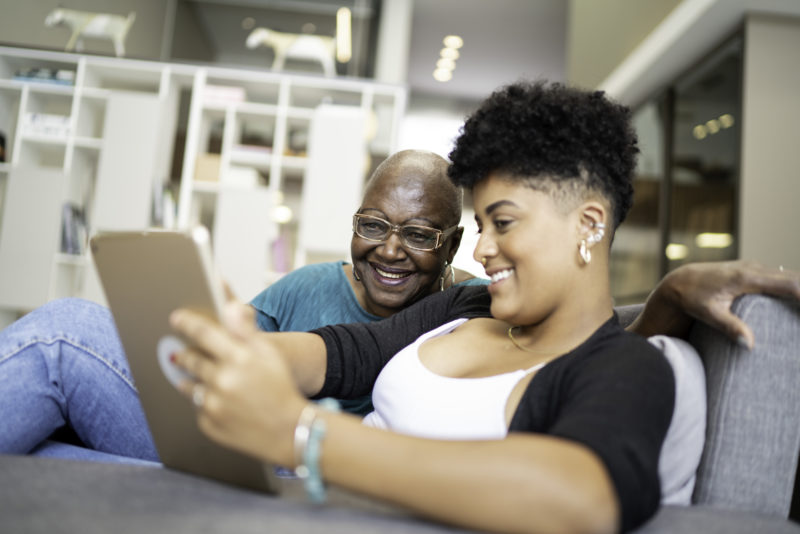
[690,294,800,516]
[3,454,798,533]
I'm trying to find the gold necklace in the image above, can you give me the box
[507,326,570,355]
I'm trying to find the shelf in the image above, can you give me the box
[0,79,23,91]
[237,101,279,116]
[19,134,69,146]
[26,83,74,96]
[80,87,112,100]
[73,137,104,150]
[229,146,272,169]
[286,107,315,120]
[192,181,270,194]
[281,155,307,171]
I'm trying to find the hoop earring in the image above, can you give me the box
[352,266,361,282]
[439,262,455,291]
[579,240,591,264]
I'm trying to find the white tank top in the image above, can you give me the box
[362,319,546,440]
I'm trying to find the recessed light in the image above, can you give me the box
[440,47,460,60]
[692,125,707,140]
[433,68,453,82]
[665,243,689,260]
[695,233,733,248]
[436,58,456,70]
[719,114,735,128]
[443,35,463,49]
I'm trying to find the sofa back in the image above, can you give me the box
[688,294,800,516]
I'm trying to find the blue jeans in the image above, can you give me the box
[0,298,160,465]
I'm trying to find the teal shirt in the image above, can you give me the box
[250,261,488,414]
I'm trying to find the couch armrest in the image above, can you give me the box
[690,294,800,517]
[615,303,644,329]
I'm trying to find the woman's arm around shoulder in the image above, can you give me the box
[628,260,800,348]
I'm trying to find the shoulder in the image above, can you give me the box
[435,284,491,318]
[252,262,344,298]
[454,277,489,287]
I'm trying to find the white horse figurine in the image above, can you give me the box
[246,27,337,77]
[45,8,136,57]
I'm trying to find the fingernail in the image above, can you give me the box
[736,335,751,350]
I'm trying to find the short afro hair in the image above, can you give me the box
[448,81,638,229]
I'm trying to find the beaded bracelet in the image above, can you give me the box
[293,398,340,503]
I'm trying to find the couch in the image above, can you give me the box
[1,294,799,533]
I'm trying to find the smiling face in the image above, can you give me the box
[472,173,588,327]
[351,161,462,318]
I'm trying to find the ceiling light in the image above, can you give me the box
[692,125,707,140]
[336,7,352,63]
[665,243,689,260]
[695,232,733,248]
[443,35,463,49]
[272,205,293,224]
[705,119,720,134]
[719,113,735,128]
[241,17,255,30]
[436,58,456,70]
[440,48,460,60]
[433,68,453,82]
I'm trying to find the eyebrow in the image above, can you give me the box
[359,209,439,228]
[483,199,518,215]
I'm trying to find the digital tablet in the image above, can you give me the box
[90,227,280,494]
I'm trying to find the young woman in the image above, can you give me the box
[168,82,683,533]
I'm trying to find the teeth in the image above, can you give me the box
[375,267,409,279]
[491,269,513,283]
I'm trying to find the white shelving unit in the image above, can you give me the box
[0,46,406,319]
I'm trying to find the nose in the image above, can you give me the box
[473,230,497,266]
[376,231,407,260]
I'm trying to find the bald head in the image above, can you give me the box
[364,150,463,227]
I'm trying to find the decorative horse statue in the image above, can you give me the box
[45,8,136,57]
[246,27,337,77]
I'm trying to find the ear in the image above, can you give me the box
[577,201,608,240]
[444,226,464,264]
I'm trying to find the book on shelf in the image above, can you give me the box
[13,67,75,86]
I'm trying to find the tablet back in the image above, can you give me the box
[90,228,280,494]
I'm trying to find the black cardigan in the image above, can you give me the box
[312,285,674,532]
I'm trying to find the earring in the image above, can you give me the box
[481,257,487,267]
[439,262,455,291]
[586,222,606,245]
[353,266,361,282]
[579,240,591,264]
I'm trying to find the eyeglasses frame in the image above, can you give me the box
[352,213,459,251]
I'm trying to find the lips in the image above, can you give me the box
[488,268,514,285]
[370,263,414,286]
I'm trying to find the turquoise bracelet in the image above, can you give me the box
[294,398,340,504]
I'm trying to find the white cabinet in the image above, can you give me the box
[177,65,405,298]
[0,46,406,318]
[0,47,187,317]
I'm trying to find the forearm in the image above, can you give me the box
[626,278,692,339]
[318,414,619,534]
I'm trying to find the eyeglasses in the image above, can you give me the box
[352,214,458,251]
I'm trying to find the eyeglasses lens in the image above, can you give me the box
[355,216,439,251]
